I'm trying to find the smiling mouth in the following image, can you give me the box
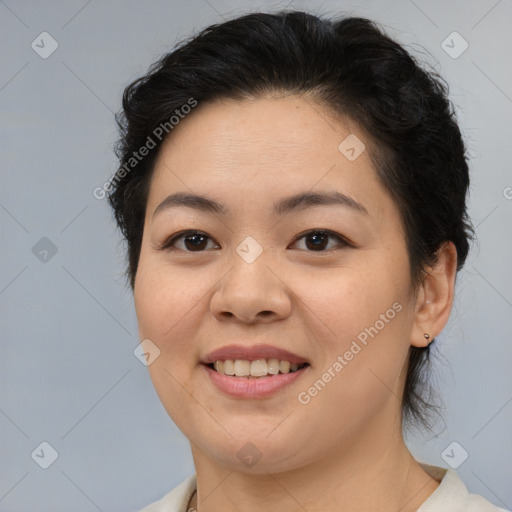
[206,359,310,378]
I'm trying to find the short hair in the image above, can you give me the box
[108,10,474,429]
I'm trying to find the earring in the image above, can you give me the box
[424,333,430,340]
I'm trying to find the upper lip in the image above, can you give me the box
[202,344,309,365]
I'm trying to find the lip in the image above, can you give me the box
[202,363,309,399]
[202,344,308,365]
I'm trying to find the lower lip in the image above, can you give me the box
[202,364,308,399]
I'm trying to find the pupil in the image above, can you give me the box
[183,233,329,251]
[307,233,327,250]
[186,234,207,250]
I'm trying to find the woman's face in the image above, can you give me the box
[134,95,420,473]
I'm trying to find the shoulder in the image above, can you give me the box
[137,467,509,512]
[418,463,509,512]
[138,474,196,512]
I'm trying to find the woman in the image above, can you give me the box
[108,10,506,512]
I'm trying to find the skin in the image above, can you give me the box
[133,95,458,511]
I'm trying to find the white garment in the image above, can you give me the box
[139,463,509,512]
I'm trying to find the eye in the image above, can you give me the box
[159,230,220,252]
[158,229,352,253]
[290,229,351,252]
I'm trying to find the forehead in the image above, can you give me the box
[157,95,360,164]
[146,96,394,222]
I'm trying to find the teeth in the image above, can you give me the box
[223,360,235,375]
[279,361,291,374]
[211,358,306,377]
[267,358,280,374]
[250,359,268,377]
[234,360,250,377]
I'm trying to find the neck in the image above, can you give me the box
[189,416,439,512]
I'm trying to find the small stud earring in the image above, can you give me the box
[424,333,430,341]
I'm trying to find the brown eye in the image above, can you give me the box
[160,231,219,252]
[291,230,350,252]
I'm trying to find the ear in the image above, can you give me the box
[411,241,458,348]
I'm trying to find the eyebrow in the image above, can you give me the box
[152,190,369,219]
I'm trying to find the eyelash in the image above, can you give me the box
[158,229,353,253]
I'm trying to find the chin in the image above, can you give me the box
[188,420,319,474]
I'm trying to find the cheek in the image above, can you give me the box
[133,256,208,424]
[134,255,210,352]
[285,254,410,347]
[287,259,412,416]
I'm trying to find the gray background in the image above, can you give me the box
[1,0,511,510]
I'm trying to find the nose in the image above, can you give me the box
[210,250,292,324]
